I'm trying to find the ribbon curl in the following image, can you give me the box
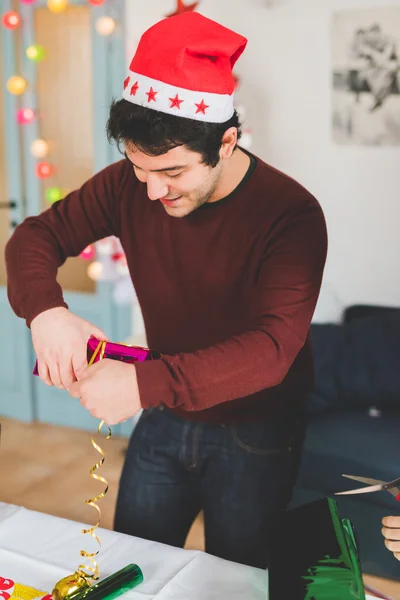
[77,341,111,583]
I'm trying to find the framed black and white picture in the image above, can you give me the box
[332,7,400,145]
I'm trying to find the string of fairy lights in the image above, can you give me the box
[1,0,127,285]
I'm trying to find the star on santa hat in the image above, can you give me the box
[146,87,158,102]
[195,99,209,115]
[169,94,184,109]
[166,0,199,18]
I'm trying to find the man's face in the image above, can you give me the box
[125,143,223,218]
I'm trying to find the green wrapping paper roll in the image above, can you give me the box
[269,498,365,600]
[53,565,144,600]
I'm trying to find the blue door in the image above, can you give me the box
[0,0,131,434]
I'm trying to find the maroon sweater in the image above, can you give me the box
[5,153,327,424]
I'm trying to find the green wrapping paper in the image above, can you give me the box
[53,565,144,600]
[269,498,365,600]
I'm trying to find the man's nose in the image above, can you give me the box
[146,175,169,201]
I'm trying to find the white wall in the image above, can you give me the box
[125,0,400,323]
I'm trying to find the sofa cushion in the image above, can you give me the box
[307,324,343,413]
[308,311,400,413]
[339,312,400,407]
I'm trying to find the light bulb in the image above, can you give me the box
[80,245,95,261]
[87,261,104,281]
[36,162,53,179]
[45,187,63,203]
[7,75,27,95]
[2,12,21,29]
[47,0,68,13]
[31,139,49,158]
[95,16,115,36]
[17,108,35,124]
[26,44,45,62]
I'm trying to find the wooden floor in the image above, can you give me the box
[0,418,399,599]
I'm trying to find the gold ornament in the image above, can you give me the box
[52,572,90,600]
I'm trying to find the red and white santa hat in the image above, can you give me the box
[122,12,247,123]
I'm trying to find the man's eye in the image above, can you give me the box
[168,172,183,179]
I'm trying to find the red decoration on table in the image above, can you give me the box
[0,579,13,591]
[2,11,21,29]
[166,0,199,18]
[0,578,13,600]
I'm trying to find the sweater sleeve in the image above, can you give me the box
[5,160,128,327]
[135,199,328,411]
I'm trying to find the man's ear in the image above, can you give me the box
[220,127,238,160]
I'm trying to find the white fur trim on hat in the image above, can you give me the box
[122,71,234,123]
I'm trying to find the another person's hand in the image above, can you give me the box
[382,516,400,561]
[69,359,142,425]
[31,307,108,391]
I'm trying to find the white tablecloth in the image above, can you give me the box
[0,502,268,599]
[0,503,375,600]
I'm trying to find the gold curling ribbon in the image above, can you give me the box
[77,340,111,583]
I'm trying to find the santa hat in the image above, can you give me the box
[122,12,247,123]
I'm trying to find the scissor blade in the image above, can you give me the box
[342,474,385,486]
[336,475,400,497]
[336,483,384,495]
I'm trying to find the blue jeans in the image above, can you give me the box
[114,406,306,569]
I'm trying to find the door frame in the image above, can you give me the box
[1,0,132,434]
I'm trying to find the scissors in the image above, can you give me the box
[336,474,400,501]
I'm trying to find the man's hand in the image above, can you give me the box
[382,516,400,561]
[31,307,108,391]
[69,359,142,425]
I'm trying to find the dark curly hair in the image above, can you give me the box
[106,99,242,168]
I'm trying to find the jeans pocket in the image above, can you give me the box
[140,407,157,420]
[230,421,295,456]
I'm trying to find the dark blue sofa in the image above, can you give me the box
[291,305,400,580]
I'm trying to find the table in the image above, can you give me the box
[0,502,268,599]
[0,503,375,600]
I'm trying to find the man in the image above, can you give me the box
[382,516,400,561]
[5,12,327,568]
